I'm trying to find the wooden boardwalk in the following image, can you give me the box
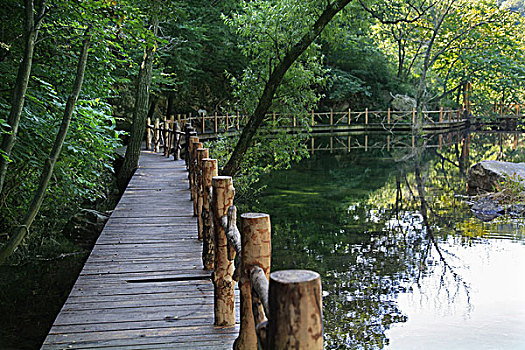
[41,151,239,349]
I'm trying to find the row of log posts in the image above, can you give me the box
[186,138,324,349]
[145,117,183,160]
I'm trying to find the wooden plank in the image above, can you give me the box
[41,152,238,349]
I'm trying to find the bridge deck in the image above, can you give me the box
[41,151,239,349]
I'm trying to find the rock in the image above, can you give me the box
[470,197,505,221]
[63,209,110,248]
[467,160,525,195]
[391,94,416,111]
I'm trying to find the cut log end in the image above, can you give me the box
[270,269,319,284]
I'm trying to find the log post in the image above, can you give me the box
[273,111,277,127]
[387,135,390,151]
[196,148,209,239]
[212,176,236,326]
[146,117,152,149]
[187,134,199,173]
[173,121,181,160]
[202,158,218,270]
[191,141,203,214]
[439,107,443,123]
[184,124,195,167]
[365,108,369,125]
[311,110,315,127]
[329,109,333,126]
[237,111,240,130]
[202,113,206,134]
[169,115,175,156]
[387,108,390,124]
[348,109,351,125]
[163,119,170,157]
[154,118,160,152]
[214,112,218,133]
[226,112,230,129]
[267,270,323,350]
[412,107,415,125]
[234,213,271,350]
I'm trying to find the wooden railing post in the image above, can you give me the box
[365,108,369,125]
[173,121,181,160]
[186,135,198,195]
[212,176,236,326]
[214,112,218,133]
[196,148,209,239]
[146,117,152,149]
[267,270,323,350]
[202,113,206,134]
[202,158,218,270]
[184,124,195,167]
[330,109,333,126]
[348,108,351,125]
[154,118,160,152]
[234,213,271,350]
[163,118,169,157]
[412,107,415,125]
[191,141,203,216]
[387,108,391,124]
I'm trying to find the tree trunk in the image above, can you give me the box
[221,0,351,176]
[117,15,158,192]
[0,30,90,264]
[0,0,46,195]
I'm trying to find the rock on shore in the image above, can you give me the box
[467,160,525,194]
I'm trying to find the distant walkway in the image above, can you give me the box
[41,151,239,349]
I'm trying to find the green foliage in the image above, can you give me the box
[224,0,330,115]
[207,132,310,204]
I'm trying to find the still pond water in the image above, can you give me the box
[250,132,525,349]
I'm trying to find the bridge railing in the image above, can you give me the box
[145,108,469,146]
[184,128,324,350]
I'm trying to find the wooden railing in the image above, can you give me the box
[145,108,474,149]
[182,128,324,350]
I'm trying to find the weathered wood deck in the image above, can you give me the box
[41,151,239,349]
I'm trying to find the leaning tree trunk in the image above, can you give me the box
[117,15,158,192]
[221,0,351,177]
[0,31,91,265]
[0,0,46,195]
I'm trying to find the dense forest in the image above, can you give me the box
[1,0,525,348]
[1,0,525,264]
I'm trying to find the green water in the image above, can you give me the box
[251,132,525,349]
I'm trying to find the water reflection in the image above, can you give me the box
[252,131,525,349]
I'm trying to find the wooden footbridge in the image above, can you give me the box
[42,130,324,349]
[41,152,240,349]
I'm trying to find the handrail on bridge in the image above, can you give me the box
[185,126,325,349]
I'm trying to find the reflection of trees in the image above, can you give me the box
[254,132,525,349]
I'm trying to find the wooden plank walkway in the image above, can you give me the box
[41,151,239,350]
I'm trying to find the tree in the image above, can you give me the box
[117,2,159,192]
[0,27,91,264]
[0,0,47,195]
[221,0,354,176]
